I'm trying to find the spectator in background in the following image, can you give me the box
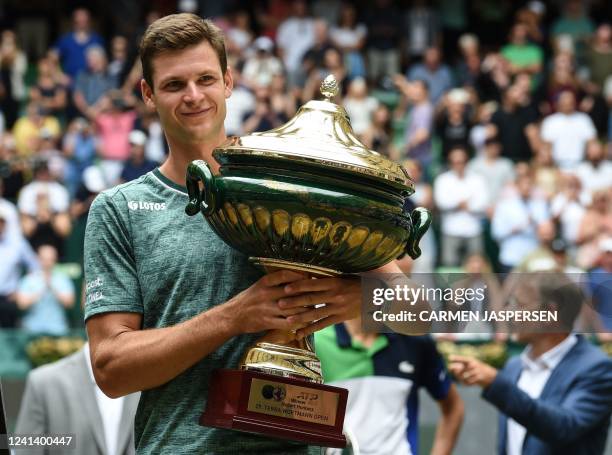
[401,159,436,273]
[467,136,515,217]
[551,0,595,65]
[435,88,473,161]
[362,105,394,159]
[0,206,39,328]
[365,0,402,84]
[330,2,367,80]
[224,63,256,137]
[450,273,612,455]
[0,179,20,237]
[18,160,71,257]
[501,22,543,77]
[491,85,539,163]
[52,8,104,81]
[576,189,612,270]
[140,111,166,164]
[492,173,550,273]
[587,24,612,93]
[95,90,137,185]
[276,0,316,88]
[242,37,283,89]
[108,35,130,85]
[317,318,464,455]
[550,173,588,249]
[16,343,139,455]
[242,86,285,134]
[71,165,107,224]
[120,130,157,183]
[515,220,558,272]
[0,30,28,128]
[455,33,482,90]
[343,77,378,137]
[531,143,561,202]
[540,90,596,170]
[269,73,297,124]
[434,147,488,267]
[62,117,97,197]
[301,19,335,83]
[469,101,497,157]
[575,140,612,198]
[12,102,61,157]
[395,77,434,170]
[0,135,25,201]
[402,0,439,63]
[225,10,254,58]
[73,45,117,120]
[16,244,74,335]
[545,52,580,113]
[407,46,454,105]
[29,56,68,119]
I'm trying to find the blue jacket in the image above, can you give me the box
[482,336,612,455]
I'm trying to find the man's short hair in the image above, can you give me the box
[139,13,227,89]
[532,272,584,330]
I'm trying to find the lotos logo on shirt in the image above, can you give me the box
[128,200,167,211]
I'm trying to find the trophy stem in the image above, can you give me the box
[241,257,343,384]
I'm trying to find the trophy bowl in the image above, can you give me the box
[186,75,431,447]
[185,158,429,276]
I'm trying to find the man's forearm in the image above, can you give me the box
[430,411,463,455]
[90,303,238,398]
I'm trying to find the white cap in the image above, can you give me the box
[253,36,274,53]
[128,130,147,146]
[82,166,107,193]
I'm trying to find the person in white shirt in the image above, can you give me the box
[492,174,550,272]
[434,147,488,267]
[241,36,284,89]
[275,0,316,87]
[467,136,515,216]
[540,90,596,170]
[449,272,612,455]
[575,139,612,198]
[342,77,378,136]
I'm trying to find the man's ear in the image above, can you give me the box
[224,67,234,99]
[141,79,156,110]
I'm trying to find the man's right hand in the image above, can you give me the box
[224,269,311,336]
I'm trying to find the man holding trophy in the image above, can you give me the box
[85,13,429,454]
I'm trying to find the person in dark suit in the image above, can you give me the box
[449,272,612,455]
[15,344,139,455]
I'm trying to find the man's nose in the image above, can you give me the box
[183,81,204,104]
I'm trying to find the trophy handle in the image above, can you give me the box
[404,207,432,259]
[185,160,217,216]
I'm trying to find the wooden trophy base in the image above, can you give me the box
[200,369,348,448]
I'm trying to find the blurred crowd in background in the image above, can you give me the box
[0,0,611,337]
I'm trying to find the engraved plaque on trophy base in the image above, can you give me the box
[200,369,348,448]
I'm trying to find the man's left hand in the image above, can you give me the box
[448,355,498,388]
[277,276,362,339]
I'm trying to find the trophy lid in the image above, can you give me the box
[214,74,413,194]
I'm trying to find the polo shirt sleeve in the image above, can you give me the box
[420,336,452,401]
[83,191,143,321]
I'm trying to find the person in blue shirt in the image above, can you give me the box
[316,317,464,455]
[52,8,104,81]
[0,207,39,328]
[16,244,75,335]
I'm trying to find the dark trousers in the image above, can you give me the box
[0,294,19,328]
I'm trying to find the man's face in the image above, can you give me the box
[141,41,233,147]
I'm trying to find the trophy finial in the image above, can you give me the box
[320,74,339,101]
